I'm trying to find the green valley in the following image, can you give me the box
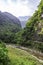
[0,0,43,65]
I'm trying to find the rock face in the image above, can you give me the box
[0,11,21,33]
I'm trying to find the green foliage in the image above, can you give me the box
[0,41,10,65]
[7,46,42,65]
[0,33,16,43]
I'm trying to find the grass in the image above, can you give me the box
[7,46,43,65]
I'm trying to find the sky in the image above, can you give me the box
[0,0,40,17]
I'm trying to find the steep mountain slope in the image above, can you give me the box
[0,11,21,42]
[18,16,30,28]
[26,0,43,41]
[23,0,43,51]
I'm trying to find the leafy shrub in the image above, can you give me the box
[0,41,10,65]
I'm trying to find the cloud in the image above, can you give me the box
[0,0,40,17]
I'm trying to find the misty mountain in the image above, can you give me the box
[18,16,30,28]
[0,11,21,33]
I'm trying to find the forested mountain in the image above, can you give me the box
[0,11,21,33]
[0,11,21,43]
[26,0,43,41]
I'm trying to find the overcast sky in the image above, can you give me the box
[0,0,40,17]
